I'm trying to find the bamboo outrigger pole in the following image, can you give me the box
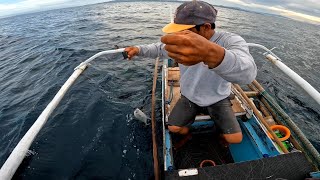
[0,49,125,180]
[151,58,160,180]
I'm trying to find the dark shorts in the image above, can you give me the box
[168,95,241,134]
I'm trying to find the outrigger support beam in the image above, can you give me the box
[0,48,125,180]
[247,43,320,106]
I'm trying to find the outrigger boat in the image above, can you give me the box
[161,43,320,179]
[0,44,320,180]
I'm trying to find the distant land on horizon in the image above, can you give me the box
[0,0,317,26]
[111,0,319,25]
[110,0,287,19]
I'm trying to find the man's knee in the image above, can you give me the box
[168,125,189,135]
[168,125,183,133]
[222,132,243,144]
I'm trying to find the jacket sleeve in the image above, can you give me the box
[211,34,257,84]
[136,42,170,59]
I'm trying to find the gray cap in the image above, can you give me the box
[162,1,218,33]
[174,1,218,25]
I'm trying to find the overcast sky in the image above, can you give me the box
[0,0,319,24]
[209,0,320,24]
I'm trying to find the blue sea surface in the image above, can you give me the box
[0,2,319,179]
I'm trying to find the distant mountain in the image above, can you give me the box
[112,0,181,1]
[109,0,284,18]
[216,5,285,17]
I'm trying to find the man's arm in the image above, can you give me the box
[210,34,257,84]
[137,42,169,59]
[161,30,257,84]
[161,30,225,66]
[125,42,169,59]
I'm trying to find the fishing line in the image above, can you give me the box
[82,72,112,97]
[79,49,127,97]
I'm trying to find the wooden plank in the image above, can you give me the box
[167,68,180,86]
[245,91,259,97]
[165,68,181,117]
[168,69,180,82]
[231,98,246,115]
[165,85,181,114]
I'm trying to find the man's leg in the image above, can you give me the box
[207,97,242,144]
[168,95,198,134]
[168,126,190,135]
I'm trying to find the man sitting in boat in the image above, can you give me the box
[125,1,257,144]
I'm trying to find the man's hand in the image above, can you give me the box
[124,46,139,60]
[161,30,225,68]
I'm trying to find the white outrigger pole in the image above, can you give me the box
[247,43,320,105]
[0,48,125,180]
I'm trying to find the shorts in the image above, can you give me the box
[168,95,241,134]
